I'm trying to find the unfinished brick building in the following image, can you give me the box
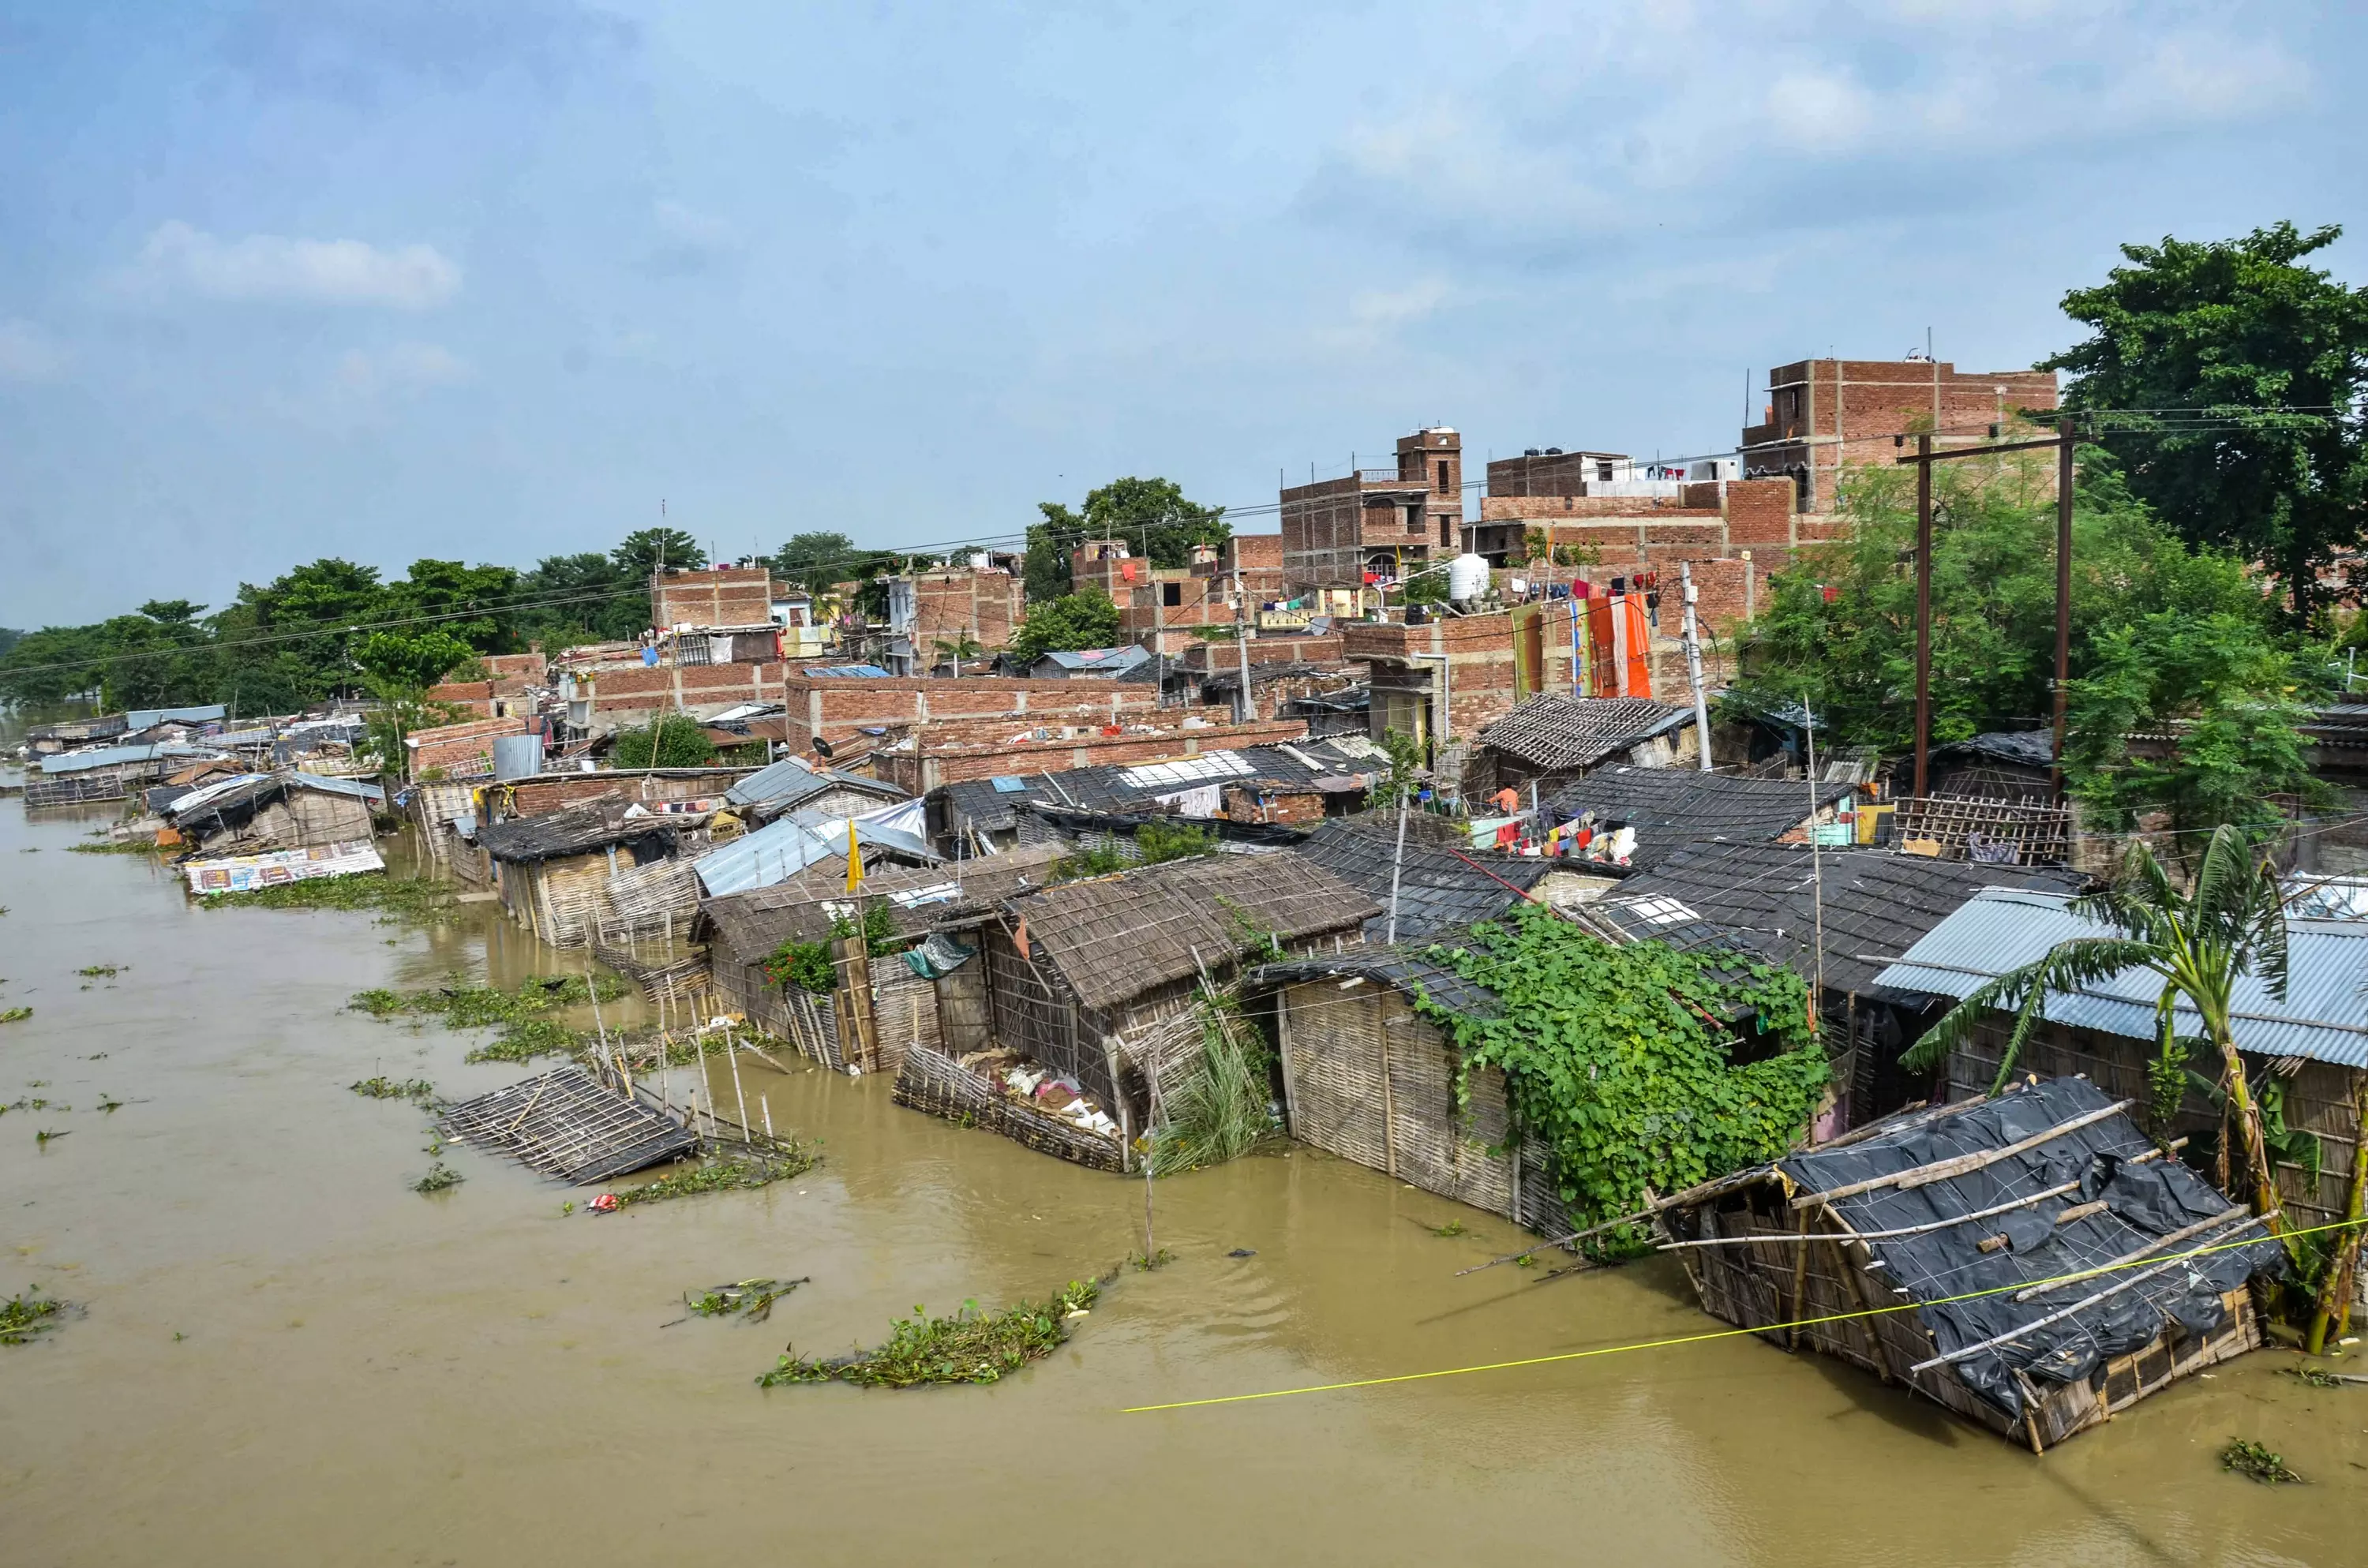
[780,670,1172,757]
[653,567,775,631]
[884,562,1028,671]
[1071,533,1295,651]
[1281,427,1464,594]
[1741,357,2059,512]
[875,714,1312,793]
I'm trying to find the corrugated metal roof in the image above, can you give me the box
[287,771,386,803]
[694,799,939,897]
[723,757,904,809]
[40,743,223,774]
[126,704,229,729]
[1872,888,2368,1068]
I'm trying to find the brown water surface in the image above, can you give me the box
[2,800,2362,1566]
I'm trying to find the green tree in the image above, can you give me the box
[232,558,395,704]
[1029,477,1229,601]
[1728,456,2319,829]
[354,630,477,692]
[1009,587,1122,662]
[1903,828,2292,1263]
[932,633,983,675]
[770,530,897,594]
[612,527,707,580]
[2046,222,2368,627]
[515,552,641,647]
[612,713,718,768]
[389,559,520,653]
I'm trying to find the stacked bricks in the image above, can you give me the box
[502,768,758,818]
[405,716,530,782]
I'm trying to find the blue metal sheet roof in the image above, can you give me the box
[287,770,385,803]
[723,758,903,809]
[695,800,939,896]
[804,664,896,679]
[1873,888,2368,1068]
[39,742,222,774]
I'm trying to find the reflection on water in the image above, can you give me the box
[0,801,2359,1566]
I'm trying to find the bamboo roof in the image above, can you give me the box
[1476,694,1688,771]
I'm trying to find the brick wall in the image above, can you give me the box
[654,567,774,629]
[1179,633,1343,670]
[903,569,1027,651]
[783,672,1167,753]
[406,715,530,781]
[876,716,1312,793]
[1222,780,1329,825]
[582,662,788,727]
[1343,608,1583,741]
[1742,358,2059,512]
[503,768,757,817]
[484,653,547,679]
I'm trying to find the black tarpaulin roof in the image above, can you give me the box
[1292,814,1550,942]
[1779,1078,2284,1417]
[1542,767,1853,869]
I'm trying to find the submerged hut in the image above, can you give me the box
[1242,949,1571,1232]
[1653,1077,2284,1450]
[474,799,687,947]
[166,770,384,855]
[983,851,1376,1124]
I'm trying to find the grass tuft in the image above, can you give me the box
[687,1277,810,1323]
[203,873,455,921]
[1147,990,1276,1177]
[350,1076,439,1104]
[757,1278,1100,1388]
[413,1162,464,1193]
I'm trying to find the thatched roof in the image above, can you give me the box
[1477,694,1688,771]
[474,799,680,863]
[695,843,1064,965]
[1003,850,1379,1012]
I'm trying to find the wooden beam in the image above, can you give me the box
[1790,1100,2135,1210]
[2012,1207,2256,1303]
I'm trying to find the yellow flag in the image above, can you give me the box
[844,828,865,894]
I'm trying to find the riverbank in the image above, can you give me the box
[2,797,2361,1565]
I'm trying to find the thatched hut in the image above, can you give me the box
[1472,694,1690,797]
[972,850,1377,1154]
[1242,949,1571,1232]
[474,799,688,947]
[1652,1077,2284,1450]
[166,770,384,855]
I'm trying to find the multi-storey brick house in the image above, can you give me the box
[1280,426,1464,596]
[1740,357,2059,512]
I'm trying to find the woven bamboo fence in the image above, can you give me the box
[892,1042,1126,1172]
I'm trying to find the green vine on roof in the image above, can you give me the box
[1416,904,1827,1234]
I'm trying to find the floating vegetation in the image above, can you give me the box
[688,1277,810,1323]
[95,1095,123,1114]
[1429,1218,1468,1238]
[414,1162,464,1193]
[613,1147,818,1207]
[204,874,456,921]
[757,1278,1101,1389]
[1129,1247,1176,1271]
[35,1128,68,1147]
[2282,1366,2363,1390]
[68,839,155,855]
[2,1290,67,1345]
[350,975,628,1065]
[2221,1439,2303,1484]
[0,1008,30,1025]
[350,1076,439,1104]
[77,964,122,977]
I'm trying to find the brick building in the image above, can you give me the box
[1740,357,2059,512]
[1281,426,1464,593]
[883,561,1028,672]
[1342,608,1583,765]
[653,566,775,631]
[403,715,533,782]
[561,661,790,729]
[780,670,1171,757]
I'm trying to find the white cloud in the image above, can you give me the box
[1765,72,1876,153]
[127,220,462,309]
[0,318,67,381]
[1351,279,1451,327]
[335,342,472,397]
[654,200,736,253]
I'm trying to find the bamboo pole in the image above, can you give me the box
[1789,1100,2135,1208]
[726,1034,751,1144]
[2012,1206,2259,1304]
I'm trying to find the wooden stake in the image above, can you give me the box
[727,1034,751,1144]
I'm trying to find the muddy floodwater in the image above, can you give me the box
[2,801,2363,1566]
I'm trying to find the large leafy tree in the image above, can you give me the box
[515,552,642,647]
[612,527,706,579]
[1029,476,1228,602]
[1729,456,2322,826]
[769,530,898,593]
[1009,587,1121,661]
[388,559,520,653]
[2046,223,2368,627]
[230,558,395,703]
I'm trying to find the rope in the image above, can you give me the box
[1118,1214,2355,1415]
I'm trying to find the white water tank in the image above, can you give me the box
[1447,552,1490,604]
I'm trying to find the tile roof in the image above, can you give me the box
[1579,841,2083,998]
[1476,694,1688,771]
[693,842,1066,964]
[1542,765,1855,868]
[935,739,1381,833]
[1291,814,1549,942]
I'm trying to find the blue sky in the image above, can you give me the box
[2,0,2362,626]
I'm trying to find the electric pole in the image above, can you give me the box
[1679,562,1712,772]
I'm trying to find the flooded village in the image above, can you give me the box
[7,369,2368,1562]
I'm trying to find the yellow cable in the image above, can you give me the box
[1121,1214,2359,1414]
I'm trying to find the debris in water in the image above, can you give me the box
[76,964,122,977]
[757,1278,1102,1389]
[2,1289,68,1345]
[614,1148,817,1207]
[0,1009,30,1025]
[1227,1248,1257,1258]
[2284,1366,2367,1389]
[95,1096,123,1114]
[1429,1219,1467,1238]
[414,1162,464,1193]
[350,1076,439,1105]
[687,1278,810,1323]
[35,1128,67,1147]
[1129,1247,1175,1271]
[2222,1439,2303,1484]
